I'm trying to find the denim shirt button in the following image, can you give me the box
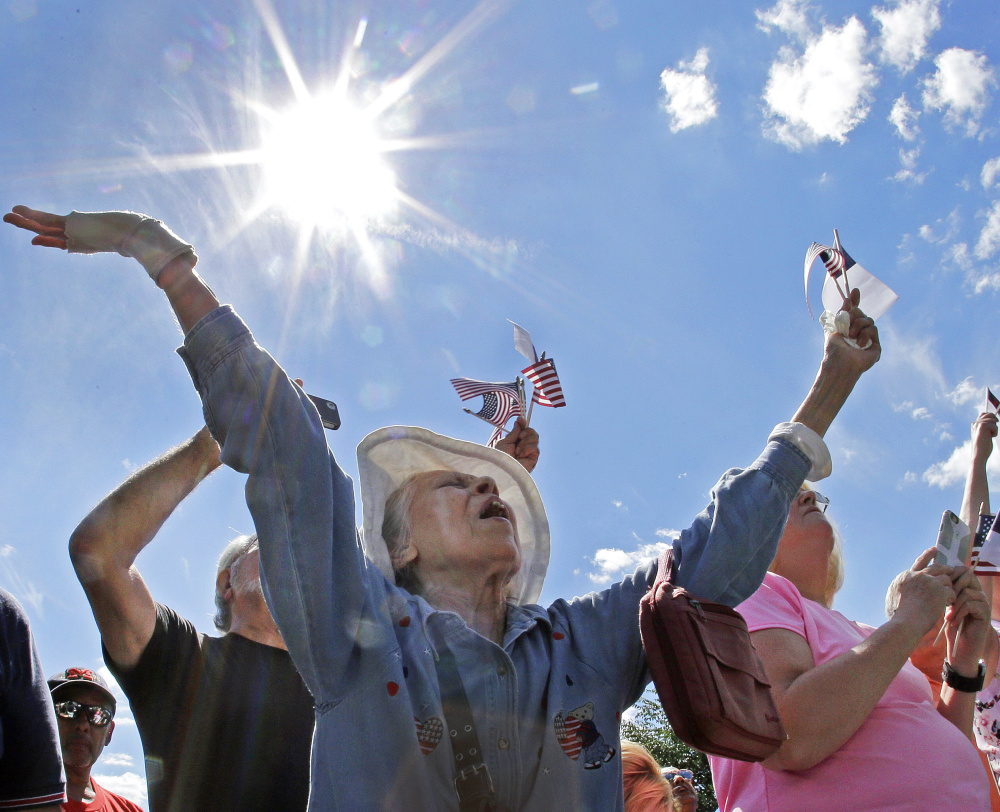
[498,737,509,750]
[497,663,508,677]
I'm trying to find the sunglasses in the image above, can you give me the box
[799,488,830,513]
[54,700,113,727]
[662,769,694,781]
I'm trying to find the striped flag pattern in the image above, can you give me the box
[451,378,523,448]
[554,712,583,760]
[819,248,846,278]
[522,358,565,408]
[450,377,520,402]
[474,390,523,427]
[988,388,999,414]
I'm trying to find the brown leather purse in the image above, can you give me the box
[639,548,786,762]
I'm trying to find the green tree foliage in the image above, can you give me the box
[620,697,717,812]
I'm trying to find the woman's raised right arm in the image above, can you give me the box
[5,206,384,703]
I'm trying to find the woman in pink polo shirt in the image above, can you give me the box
[709,487,993,811]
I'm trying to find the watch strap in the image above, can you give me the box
[942,660,986,693]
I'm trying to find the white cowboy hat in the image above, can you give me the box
[357,426,550,605]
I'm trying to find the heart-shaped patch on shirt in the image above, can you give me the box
[415,715,444,756]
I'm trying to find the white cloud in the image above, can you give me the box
[92,771,147,806]
[974,200,1000,260]
[756,0,812,42]
[947,242,973,272]
[973,272,1000,294]
[892,147,927,184]
[881,324,948,393]
[612,499,628,511]
[923,440,969,487]
[917,208,960,243]
[655,528,681,540]
[872,0,940,74]
[944,376,981,406]
[100,753,134,768]
[761,17,877,149]
[983,157,1000,190]
[587,540,669,584]
[659,48,719,132]
[922,48,996,137]
[889,94,920,140]
[911,406,932,419]
[923,438,1000,488]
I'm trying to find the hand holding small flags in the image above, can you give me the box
[803,229,898,322]
[449,322,566,448]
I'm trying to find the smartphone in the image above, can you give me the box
[934,510,972,568]
[307,394,341,431]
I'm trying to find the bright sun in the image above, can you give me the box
[259,93,398,228]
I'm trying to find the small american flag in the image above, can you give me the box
[819,249,846,278]
[522,358,566,408]
[974,513,1000,576]
[988,388,999,414]
[474,390,522,427]
[972,513,995,566]
[451,377,520,402]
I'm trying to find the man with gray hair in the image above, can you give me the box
[68,427,314,812]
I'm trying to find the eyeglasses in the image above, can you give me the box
[53,700,113,727]
[799,487,830,513]
[662,769,694,781]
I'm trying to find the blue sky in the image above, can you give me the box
[2,0,999,804]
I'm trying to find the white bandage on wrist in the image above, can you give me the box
[770,421,832,481]
[820,309,871,351]
[65,210,196,281]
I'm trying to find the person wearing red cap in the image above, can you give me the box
[48,668,142,812]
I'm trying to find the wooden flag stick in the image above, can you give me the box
[833,229,852,296]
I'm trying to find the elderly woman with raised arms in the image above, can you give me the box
[6,206,879,812]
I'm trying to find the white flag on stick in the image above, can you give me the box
[510,320,538,363]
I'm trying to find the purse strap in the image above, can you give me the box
[654,547,677,588]
[430,627,498,812]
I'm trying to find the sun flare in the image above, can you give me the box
[259,93,398,228]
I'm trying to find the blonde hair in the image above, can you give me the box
[621,741,673,812]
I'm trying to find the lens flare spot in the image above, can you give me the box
[164,41,194,74]
[361,325,384,347]
[359,381,398,411]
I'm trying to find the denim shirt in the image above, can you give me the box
[179,306,812,812]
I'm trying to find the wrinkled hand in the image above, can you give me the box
[823,288,881,378]
[892,548,957,638]
[945,565,991,671]
[972,412,998,462]
[3,206,68,249]
[495,417,540,473]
